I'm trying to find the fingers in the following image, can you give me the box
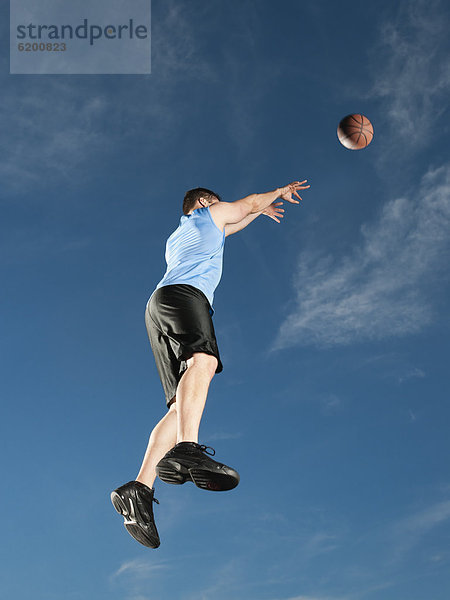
[279,179,310,204]
[290,180,310,190]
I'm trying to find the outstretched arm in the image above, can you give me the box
[209,181,309,231]
[224,202,285,237]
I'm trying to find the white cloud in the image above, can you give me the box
[151,1,217,82]
[398,367,426,384]
[302,531,340,557]
[1,1,214,194]
[320,394,342,416]
[275,596,343,600]
[272,163,450,350]
[186,557,245,600]
[0,84,108,191]
[111,557,168,580]
[269,593,362,600]
[110,557,170,600]
[408,410,417,422]
[390,499,450,563]
[369,0,450,150]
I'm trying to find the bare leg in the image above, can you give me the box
[135,352,217,488]
[136,401,178,489]
[176,352,218,443]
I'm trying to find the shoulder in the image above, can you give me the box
[207,202,227,232]
[209,198,252,228]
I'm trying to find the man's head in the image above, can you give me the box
[183,187,221,215]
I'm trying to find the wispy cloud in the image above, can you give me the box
[109,557,170,600]
[398,367,425,384]
[0,85,108,192]
[346,496,450,576]
[184,557,246,600]
[151,1,217,83]
[271,0,450,352]
[301,531,340,558]
[408,410,417,422]
[111,557,168,580]
[181,518,343,600]
[389,499,450,564]
[320,394,342,416]
[1,1,215,195]
[271,596,346,600]
[272,163,450,350]
[271,579,396,600]
[369,0,450,152]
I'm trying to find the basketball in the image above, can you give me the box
[337,114,374,150]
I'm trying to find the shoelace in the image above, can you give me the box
[197,444,216,456]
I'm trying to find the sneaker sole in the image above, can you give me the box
[155,459,191,485]
[110,491,160,548]
[156,459,239,492]
[189,467,239,491]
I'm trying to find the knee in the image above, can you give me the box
[187,352,218,379]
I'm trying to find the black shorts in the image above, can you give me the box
[145,284,223,407]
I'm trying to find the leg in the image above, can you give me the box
[135,352,216,487]
[136,401,178,489]
[176,352,218,443]
[154,353,239,492]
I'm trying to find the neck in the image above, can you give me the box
[189,202,207,215]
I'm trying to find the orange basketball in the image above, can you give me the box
[337,114,374,150]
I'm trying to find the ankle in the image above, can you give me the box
[176,438,198,444]
[136,476,156,490]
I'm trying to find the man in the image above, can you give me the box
[111,180,309,548]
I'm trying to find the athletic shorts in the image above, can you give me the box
[145,284,223,407]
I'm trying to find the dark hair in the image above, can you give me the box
[183,187,221,215]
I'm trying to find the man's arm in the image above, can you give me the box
[224,202,285,237]
[224,210,263,237]
[209,181,308,231]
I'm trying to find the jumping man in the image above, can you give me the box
[111,180,310,547]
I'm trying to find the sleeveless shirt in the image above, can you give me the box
[153,206,225,312]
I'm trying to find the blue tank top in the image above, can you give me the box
[153,206,225,312]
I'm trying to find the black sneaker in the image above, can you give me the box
[110,480,160,548]
[155,442,240,491]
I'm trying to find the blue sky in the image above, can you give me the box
[1,1,450,599]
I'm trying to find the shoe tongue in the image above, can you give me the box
[176,441,199,449]
[176,441,202,453]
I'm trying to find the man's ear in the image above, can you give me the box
[198,197,207,207]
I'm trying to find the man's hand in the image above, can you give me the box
[210,179,310,232]
[262,202,285,223]
[278,180,310,203]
